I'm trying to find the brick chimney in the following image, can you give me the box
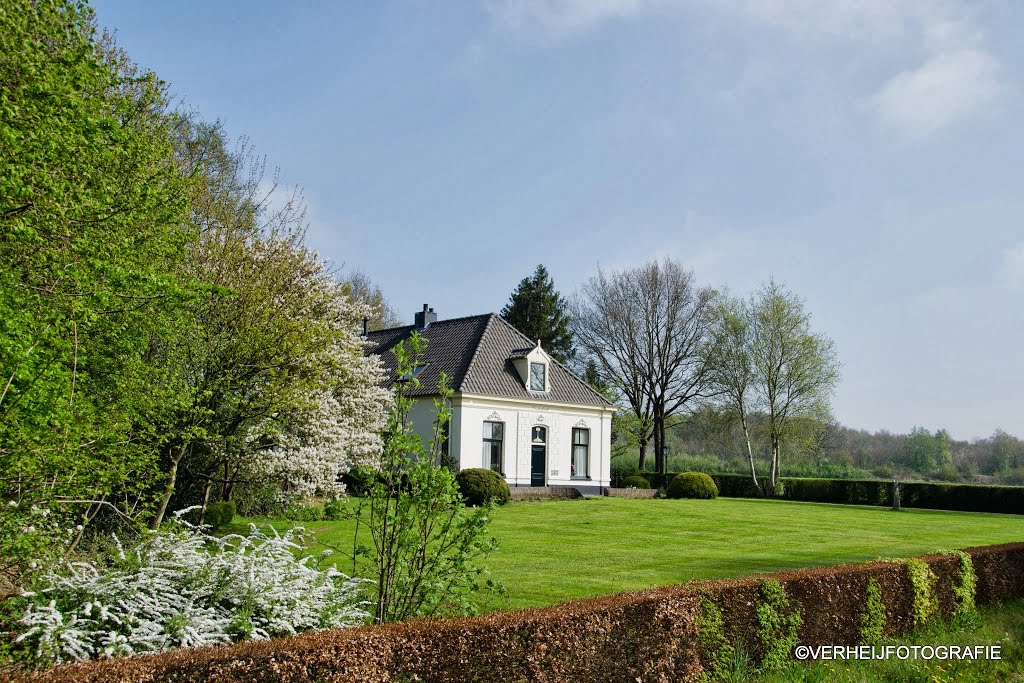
[414,304,437,329]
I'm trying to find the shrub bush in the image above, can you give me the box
[9,510,369,666]
[203,501,235,530]
[283,502,325,522]
[341,465,378,497]
[455,468,511,506]
[323,498,346,521]
[703,474,1024,515]
[711,473,763,498]
[621,475,651,489]
[666,472,718,500]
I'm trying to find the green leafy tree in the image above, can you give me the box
[149,121,388,526]
[750,281,840,496]
[0,1,194,580]
[342,271,401,331]
[500,265,575,364]
[352,334,500,623]
[708,282,840,496]
[904,427,938,473]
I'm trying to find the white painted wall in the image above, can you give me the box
[452,394,613,489]
[407,398,441,456]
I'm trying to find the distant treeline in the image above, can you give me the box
[616,409,1024,486]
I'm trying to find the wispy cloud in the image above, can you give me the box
[869,49,1002,138]
[489,0,1008,138]
[998,242,1024,290]
[487,0,648,37]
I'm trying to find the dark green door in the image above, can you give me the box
[531,445,545,487]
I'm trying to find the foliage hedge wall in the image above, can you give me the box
[19,542,1024,682]
[643,473,1024,514]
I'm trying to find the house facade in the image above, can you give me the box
[366,306,614,494]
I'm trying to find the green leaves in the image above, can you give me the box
[1,0,195,578]
[501,264,575,364]
[359,335,501,623]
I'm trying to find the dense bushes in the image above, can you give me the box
[340,465,378,496]
[666,472,718,499]
[648,473,1024,514]
[203,501,235,530]
[621,475,651,489]
[8,513,368,666]
[21,542,1024,682]
[778,477,1024,513]
[455,469,511,506]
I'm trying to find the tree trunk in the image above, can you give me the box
[653,406,665,481]
[199,476,214,526]
[768,432,781,497]
[740,411,763,496]
[151,442,188,529]
[638,440,647,471]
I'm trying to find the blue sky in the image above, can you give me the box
[92,0,1024,440]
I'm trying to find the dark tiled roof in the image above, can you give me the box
[365,315,491,398]
[365,314,611,407]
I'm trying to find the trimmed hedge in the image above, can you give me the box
[666,472,718,500]
[647,472,1024,514]
[621,475,651,489]
[22,542,1024,682]
[455,468,511,506]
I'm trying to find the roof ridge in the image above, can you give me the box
[457,313,498,392]
[368,313,492,335]
[490,316,613,407]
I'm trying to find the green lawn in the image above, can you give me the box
[231,496,1024,611]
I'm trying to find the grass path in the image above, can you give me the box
[231,496,1024,610]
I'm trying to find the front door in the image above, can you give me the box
[531,445,546,487]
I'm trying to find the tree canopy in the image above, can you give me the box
[500,265,575,364]
[1,0,195,577]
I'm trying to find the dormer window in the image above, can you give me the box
[510,341,551,392]
[529,362,547,391]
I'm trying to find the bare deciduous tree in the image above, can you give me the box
[573,258,717,476]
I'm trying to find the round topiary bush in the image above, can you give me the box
[666,472,718,499]
[622,475,652,489]
[455,468,511,506]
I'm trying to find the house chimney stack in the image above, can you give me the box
[362,317,369,336]
[414,303,438,329]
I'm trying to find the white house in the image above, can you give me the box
[366,305,615,494]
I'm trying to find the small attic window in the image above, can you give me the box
[529,361,547,391]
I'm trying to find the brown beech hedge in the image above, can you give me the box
[18,542,1024,683]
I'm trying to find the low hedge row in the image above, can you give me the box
[643,472,1024,514]
[22,542,1024,683]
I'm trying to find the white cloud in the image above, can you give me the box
[869,49,1002,138]
[998,242,1024,290]
[715,0,914,43]
[488,0,648,37]
[490,0,1007,138]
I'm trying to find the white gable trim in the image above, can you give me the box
[456,392,616,413]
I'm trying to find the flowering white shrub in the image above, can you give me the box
[235,287,392,508]
[15,510,370,664]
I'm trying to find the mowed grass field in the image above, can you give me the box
[232,496,1024,611]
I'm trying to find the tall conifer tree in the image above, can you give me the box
[500,265,575,364]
